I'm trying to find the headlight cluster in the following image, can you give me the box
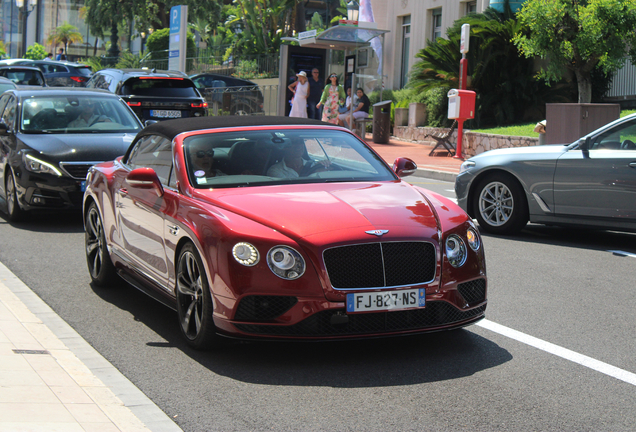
[445,227,481,268]
[23,153,62,177]
[459,160,476,174]
[232,242,305,280]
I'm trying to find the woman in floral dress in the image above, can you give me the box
[317,74,345,124]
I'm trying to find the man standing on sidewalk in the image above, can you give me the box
[307,68,323,120]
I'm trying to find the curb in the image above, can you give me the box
[415,167,458,183]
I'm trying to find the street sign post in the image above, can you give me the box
[169,5,188,72]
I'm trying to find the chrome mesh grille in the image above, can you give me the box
[323,242,436,289]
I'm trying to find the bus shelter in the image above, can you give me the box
[277,23,390,119]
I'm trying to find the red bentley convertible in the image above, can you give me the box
[83,116,487,350]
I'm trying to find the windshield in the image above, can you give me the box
[21,95,142,133]
[122,78,200,97]
[184,129,396,188]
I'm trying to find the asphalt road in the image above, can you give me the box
[1,174,635,431]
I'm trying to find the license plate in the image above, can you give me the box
[150,109,181,118]
[346,288,425,313]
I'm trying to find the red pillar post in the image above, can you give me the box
[454,58,468,160]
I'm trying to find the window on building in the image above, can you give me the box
[432,9,442,41]
[400,15,411,88]
[465,1,477,15]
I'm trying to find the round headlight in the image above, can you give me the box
[445,235,467,268]
[232,242,259,266]
[466,228,481,251]
[267,246,305,280]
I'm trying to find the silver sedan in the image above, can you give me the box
[455,114,636,234]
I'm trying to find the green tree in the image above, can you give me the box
[25,43,47,60]
[46,22,83,55]
[513,0,636,103]
[409,2,572,126]
[0,41,8,58]
[226,0,299,55]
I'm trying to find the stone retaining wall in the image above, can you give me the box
[394,125,540,157]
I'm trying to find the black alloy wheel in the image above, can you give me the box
[176,243,219,350]
[85,202,118,286]
[5,171,24,222]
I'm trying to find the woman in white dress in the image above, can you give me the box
[288,71,309,118]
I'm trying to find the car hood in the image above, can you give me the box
[203,182,444,242]
[19,132,137,161]
[470,143,569,161]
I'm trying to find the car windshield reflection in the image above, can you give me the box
[21,95,142,134]
[184,130,396,187]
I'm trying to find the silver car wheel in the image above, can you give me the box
[478,181,514,227]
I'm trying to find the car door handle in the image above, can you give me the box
[629,162,636,169]
[118,188,128,196]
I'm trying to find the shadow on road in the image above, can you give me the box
[480,223,636,254]
[90,279,511,388]
[0,209,84,234]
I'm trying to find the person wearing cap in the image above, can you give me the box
[317,73,345,124]
[288,71,309,118]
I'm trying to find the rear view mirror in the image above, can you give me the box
[579,137,591,151]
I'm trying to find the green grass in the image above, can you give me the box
[469,110,636,137]
[469,123,539,137]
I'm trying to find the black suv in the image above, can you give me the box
[86,69,208,122]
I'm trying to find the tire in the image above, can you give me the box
[472,173,528,235]
[85,202,118,286]
[176,243,219,350]
[5,170,25,222]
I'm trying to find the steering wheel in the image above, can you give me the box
[621,139,636,150]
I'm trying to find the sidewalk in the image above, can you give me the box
[364,134,464,182]
[0,261,182,432]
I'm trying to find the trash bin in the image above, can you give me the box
[373,100,392,144]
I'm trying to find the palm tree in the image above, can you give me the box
[46,22,83,56]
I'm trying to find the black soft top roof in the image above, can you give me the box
[139,116,333,141]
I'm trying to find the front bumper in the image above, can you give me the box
[13,168,85,211]
[215,278,487,340]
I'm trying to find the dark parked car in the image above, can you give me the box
[455,113,636,235]
[83,116,487,350]
[86,69,208,122]
[0,77,18,93]
[190,72,265,115]
[8,59,92,86]
[0,66,47,87]
[0,88,143,221]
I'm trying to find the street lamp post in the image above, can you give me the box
[346,0,359,22]
[16,0,37,58]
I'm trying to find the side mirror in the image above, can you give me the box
[126,167,164,197]
[144,119,159,127]
[579,137,591,151]
[0,122,11,136]
[392,157,417,178]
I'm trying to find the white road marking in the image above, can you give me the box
[608,250,636,258]
[476,319,636,386]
